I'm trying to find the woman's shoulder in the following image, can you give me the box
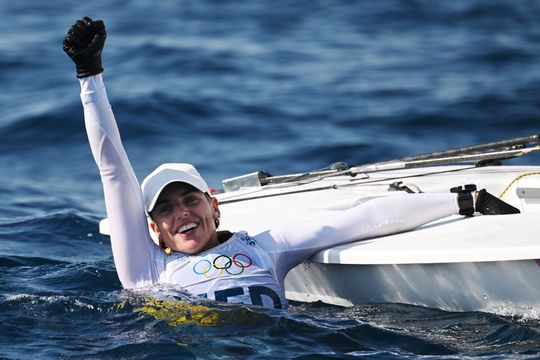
[234,231,259,246]
[216,230,258,247]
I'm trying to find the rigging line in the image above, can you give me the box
[349,146,540,175]
[498,172,540,199]
[398,133,540,162]
[263,145,540,187]
[219,166,476,205]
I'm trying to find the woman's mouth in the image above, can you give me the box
[178,222,198,235]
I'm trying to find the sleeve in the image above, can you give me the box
[255,193,459,283]
[79,74,163,288]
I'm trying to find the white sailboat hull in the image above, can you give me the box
[284,258,540,313]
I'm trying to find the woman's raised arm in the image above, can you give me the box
[64,17,162,288]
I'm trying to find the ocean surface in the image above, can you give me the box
[1,0,540,358]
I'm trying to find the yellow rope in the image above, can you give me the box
[498,172,540,199]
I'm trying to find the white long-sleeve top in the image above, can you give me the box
[80,74,460,309]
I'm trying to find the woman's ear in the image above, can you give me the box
[211,196,220,219]
[149,220,161,238]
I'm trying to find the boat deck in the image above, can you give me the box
[217,165,540,265]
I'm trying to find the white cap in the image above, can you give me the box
[141,163,210,213]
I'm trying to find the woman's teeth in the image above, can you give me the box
[179,223,198,234]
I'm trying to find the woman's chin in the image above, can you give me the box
[169,228,217,254]
[172,237,206,254]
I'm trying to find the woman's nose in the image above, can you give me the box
[174,203,190,216]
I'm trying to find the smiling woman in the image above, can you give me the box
[63,16,515,310]
[141,162,223,254]
[148,181,221,255]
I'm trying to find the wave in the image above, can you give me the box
[0,255,67,268]
[0,104,87,154]
[0,293,455,359]
[4,293,539,359]
[0,209,112,270]
[292,302,540,357]
[0,208,100,234]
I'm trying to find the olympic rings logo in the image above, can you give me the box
[193,253,253,278]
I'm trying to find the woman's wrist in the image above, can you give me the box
[450,184,476,216]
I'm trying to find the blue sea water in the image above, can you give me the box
[1,0,540,358]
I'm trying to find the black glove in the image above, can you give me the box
[451,184,520,216]
[63,17,106,78]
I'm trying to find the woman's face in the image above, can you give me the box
[149,182,220,254]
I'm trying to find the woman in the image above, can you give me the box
[63,17,518,309]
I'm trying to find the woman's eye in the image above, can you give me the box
[156,204,172,215]
[183,195,199,206]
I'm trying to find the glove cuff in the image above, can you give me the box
[75,63,103,78]
[450,184,476,216]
